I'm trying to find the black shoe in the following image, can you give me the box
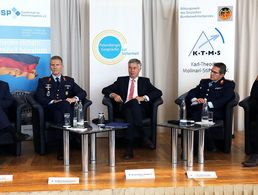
[13,132,30,141]
[4,126,29,141]
[242,154,258,167]
[123,148,134,160]
[57,153,64,161]
[143,138,155,150]
[206,144,217,152]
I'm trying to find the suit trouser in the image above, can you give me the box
[250,114,258,154]
[122,99,147,148]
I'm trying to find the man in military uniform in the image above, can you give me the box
[35,55,86,160]
[186,62,235,151]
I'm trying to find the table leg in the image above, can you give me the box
[187,131,194,167]
[109,130,115,167]
[182,130,187,161]
[198,129,205,164]
[90,133,96,164]
[82,134,89,173]
[171,128,178,165]
[63,130,70,166]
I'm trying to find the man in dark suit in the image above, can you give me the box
[0,80,29,141]
[242,76,258,167]
[35,55,86,160]
[186,62,235,151]
[102,58,162,160]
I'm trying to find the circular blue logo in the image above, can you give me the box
[98,36,121,59]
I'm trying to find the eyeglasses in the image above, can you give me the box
[210,70,220,75]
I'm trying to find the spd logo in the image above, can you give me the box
[1,10,11,16]
[0,7,20,17]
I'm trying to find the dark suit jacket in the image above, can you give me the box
[102,76,162,117]
[0,81,14,129]
[102,76,162,102]
[186,77,235,120]
[35,75,86,107]
[0,81,13,109]
[250,80,258,120]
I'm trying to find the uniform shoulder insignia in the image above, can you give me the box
[63,76,74,82]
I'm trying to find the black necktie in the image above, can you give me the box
[56,78,60,87]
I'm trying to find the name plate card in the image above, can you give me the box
[0,175,13,182]
[186,171,217,179]
[48,177,79,184]
[125,169,155,179]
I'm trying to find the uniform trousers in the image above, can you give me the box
[187,104,224,150]
[45,101,73,150]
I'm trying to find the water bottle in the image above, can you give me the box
[201,98,209,123]
[73,101,78,127]
[179,98,187,126]
[77,100,84,128]
[98,112,105,125]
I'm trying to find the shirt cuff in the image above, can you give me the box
[191,98,197,103]
[144,95,150,102]
[49,100,54,104]
[208,101,214,108]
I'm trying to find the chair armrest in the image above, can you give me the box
[151,97,163,122]
[223,92,239,153]
[238,96,251,131]
[12,95,28,133]
[239,96,251,112]
[26,94,45,122]
[151,97,163,127]
[26,94,46,154]
[83,98,92,120]
[175,92,188,106]
[102,96,114,121]
[14,97,28,132]
[225,92,239,120]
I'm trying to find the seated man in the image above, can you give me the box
[102,58,162,160]
[242,76,258,167]
[35,55,86,160]
[185,62,235,151]
[0,80,29,141]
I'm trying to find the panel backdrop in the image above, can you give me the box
[89,0,142,120]
[0,0,51,92]
[178,0,235,95]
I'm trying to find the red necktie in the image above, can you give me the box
[128,79,135,100]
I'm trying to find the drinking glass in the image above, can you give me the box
[64,113,71,127]
[208,111,213,123]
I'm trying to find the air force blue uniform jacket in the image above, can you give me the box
[186,77,235,120]
[35,75,86,107]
